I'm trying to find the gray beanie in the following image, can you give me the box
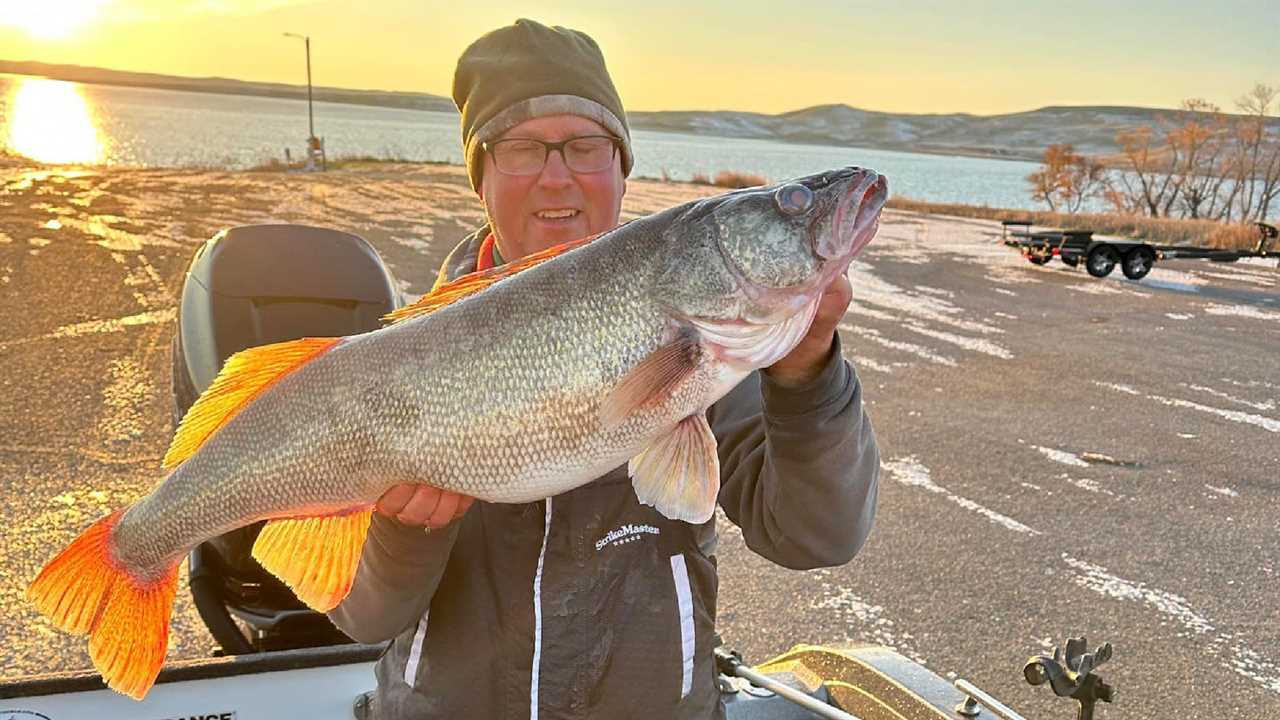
[452,19,634,190]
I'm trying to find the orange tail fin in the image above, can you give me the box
[27,509,180,700]
[252,508,373,611]
[383,233,599,325]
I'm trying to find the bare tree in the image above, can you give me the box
[1113,125,1181,217]
[1064,154,1106,213]
[1168,99,1231,220]
[1101,173,1143,214]
[1028,144,1069,212]
[1028,144,1105,213]
[1233,84,1280,223]
[1048,84,1279,226]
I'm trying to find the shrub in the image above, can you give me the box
[712,170,767,189]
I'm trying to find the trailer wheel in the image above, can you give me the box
[1061,255,1080,267]
[1028,254,1051,265]
[1121,247,1155,280]
[1086,245,1120,278]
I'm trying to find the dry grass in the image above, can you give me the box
[245,154,449,172]
[887,197,1267,251]
[711,170,767,188]
[684,170,768,189]
[245,157,300,172]
[328,155,450,169]
[0,149,35,170]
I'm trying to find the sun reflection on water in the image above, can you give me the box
[6,77,106,164]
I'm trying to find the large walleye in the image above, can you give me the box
[28,166,887,699]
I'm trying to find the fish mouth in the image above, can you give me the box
[817,167,888,266]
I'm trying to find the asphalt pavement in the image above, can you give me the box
[1,163,1276,719]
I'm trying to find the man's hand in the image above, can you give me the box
[377,484,475,530]
[763,274,852,388]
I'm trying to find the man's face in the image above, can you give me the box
[479,114,626,261]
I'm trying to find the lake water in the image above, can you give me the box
[0,73,1043,209]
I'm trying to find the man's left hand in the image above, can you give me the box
[763,274,852,387]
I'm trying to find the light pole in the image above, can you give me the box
[283,32,315,142]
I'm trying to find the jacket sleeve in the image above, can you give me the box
[326,514,460,644]
[710,334,879,570]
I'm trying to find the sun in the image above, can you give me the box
[0,0,110,40]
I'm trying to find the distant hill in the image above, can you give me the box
[4,60,1276,163]
[629,104,1280,162]
[0,60,456,113]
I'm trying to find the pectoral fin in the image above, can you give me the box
[600,330,701,429]
[252,508,373,612]
[629,414,720,524]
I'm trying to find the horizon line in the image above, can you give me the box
[0,58,1221,120]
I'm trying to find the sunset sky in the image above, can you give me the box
[0,0,1274,116]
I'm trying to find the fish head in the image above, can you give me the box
[655,166,887,367]
[714,166,886,319]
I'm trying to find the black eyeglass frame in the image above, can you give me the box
[481,135,623,176]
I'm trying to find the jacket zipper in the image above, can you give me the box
[530,498,553,720]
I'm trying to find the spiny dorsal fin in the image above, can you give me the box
[383,234,597,325]
[164,337,340,468]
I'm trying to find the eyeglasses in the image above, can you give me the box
[483,135,621,176]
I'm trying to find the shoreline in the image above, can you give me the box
[2,153,1264,251]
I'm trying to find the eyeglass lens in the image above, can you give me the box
[491,137,617,175]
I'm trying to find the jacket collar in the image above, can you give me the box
[432,225,490,289]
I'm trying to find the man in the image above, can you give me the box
[329,19,879,719]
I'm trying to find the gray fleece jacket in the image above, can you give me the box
[328,229,880,720]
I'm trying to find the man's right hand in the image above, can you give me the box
[377,484,475,530]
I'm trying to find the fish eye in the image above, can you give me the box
[775,183,813,216]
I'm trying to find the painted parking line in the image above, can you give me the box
[1062,555,1280,695]
[882,456,1040,536]
[1095,381,1280,434]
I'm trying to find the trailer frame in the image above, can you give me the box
[1000,220,1279,280]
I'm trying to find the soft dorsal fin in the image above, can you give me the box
[383,234,597,325]
[163,337,340,468]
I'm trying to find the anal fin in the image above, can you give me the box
[629,414,720,524]
[252,508,374,611]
